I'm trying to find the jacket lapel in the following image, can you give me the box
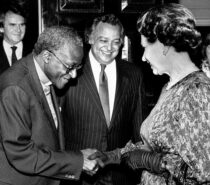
[0,40,10,71]
[80,58,105,121]
[50,86,65,150]
[110,60,129,127]
[81,57,130,129]
[26,55,59,137]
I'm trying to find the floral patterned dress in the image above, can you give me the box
[139,71,210,185]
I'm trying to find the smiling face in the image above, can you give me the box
[141,35,168,75]
[3,11,26,45]
[89,22,122,65]
[44,43,84,89]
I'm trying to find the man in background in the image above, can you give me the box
[60,14,144,185]
[0,2,31,75]
[0,26,99,185]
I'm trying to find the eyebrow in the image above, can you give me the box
[97,36,121,40]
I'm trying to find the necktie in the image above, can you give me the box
[11,46,17,65]
[50,85,65,149]
[99,64,110,127]
[44,85,58,128]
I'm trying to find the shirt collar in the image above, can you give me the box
[89,50,116,70]
[3,40,23,51]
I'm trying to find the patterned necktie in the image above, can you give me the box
[99,64,110,127]
[11,46,17,65]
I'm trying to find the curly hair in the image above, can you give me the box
[84,14,125,44]
[33,26,83,55]
[137,3,202,65]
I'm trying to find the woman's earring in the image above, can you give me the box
[163,50,167,56]
[163,46,170,56]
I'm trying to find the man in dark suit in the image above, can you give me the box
[0,2,32,75]
[60,14,144,185]
[0,26,99,185]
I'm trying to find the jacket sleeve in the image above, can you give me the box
[0,86,83,180]
[132,69,145,143]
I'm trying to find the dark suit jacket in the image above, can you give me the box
[60,55,144,185]
[0,38,32,75]
[0,54,83,185]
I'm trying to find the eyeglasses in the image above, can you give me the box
[47,50,82,74]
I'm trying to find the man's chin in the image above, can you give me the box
[54,82,66,90]
[100,58,115,65]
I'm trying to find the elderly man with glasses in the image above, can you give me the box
[0,26,100,185]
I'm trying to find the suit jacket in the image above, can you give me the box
[0,54,83,185]
[60,55,144,185]
[0,38,32,75]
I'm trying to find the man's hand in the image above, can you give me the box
[88,149,121,168]
[81,149,99,175]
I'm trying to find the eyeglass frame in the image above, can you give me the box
[47,50,82,74]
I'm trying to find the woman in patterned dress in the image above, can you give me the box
[121,3,210,185]
[90,3,210,185]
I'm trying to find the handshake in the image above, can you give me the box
[81,146,165,176]
[81,148,121,175]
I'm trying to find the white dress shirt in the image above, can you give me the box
[3,40,23,66]
[89,50,117,119]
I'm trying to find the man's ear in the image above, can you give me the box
[88,39,93,45]
[206,45,210,58]
[88,33,94,45]
[42,50,50,64]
